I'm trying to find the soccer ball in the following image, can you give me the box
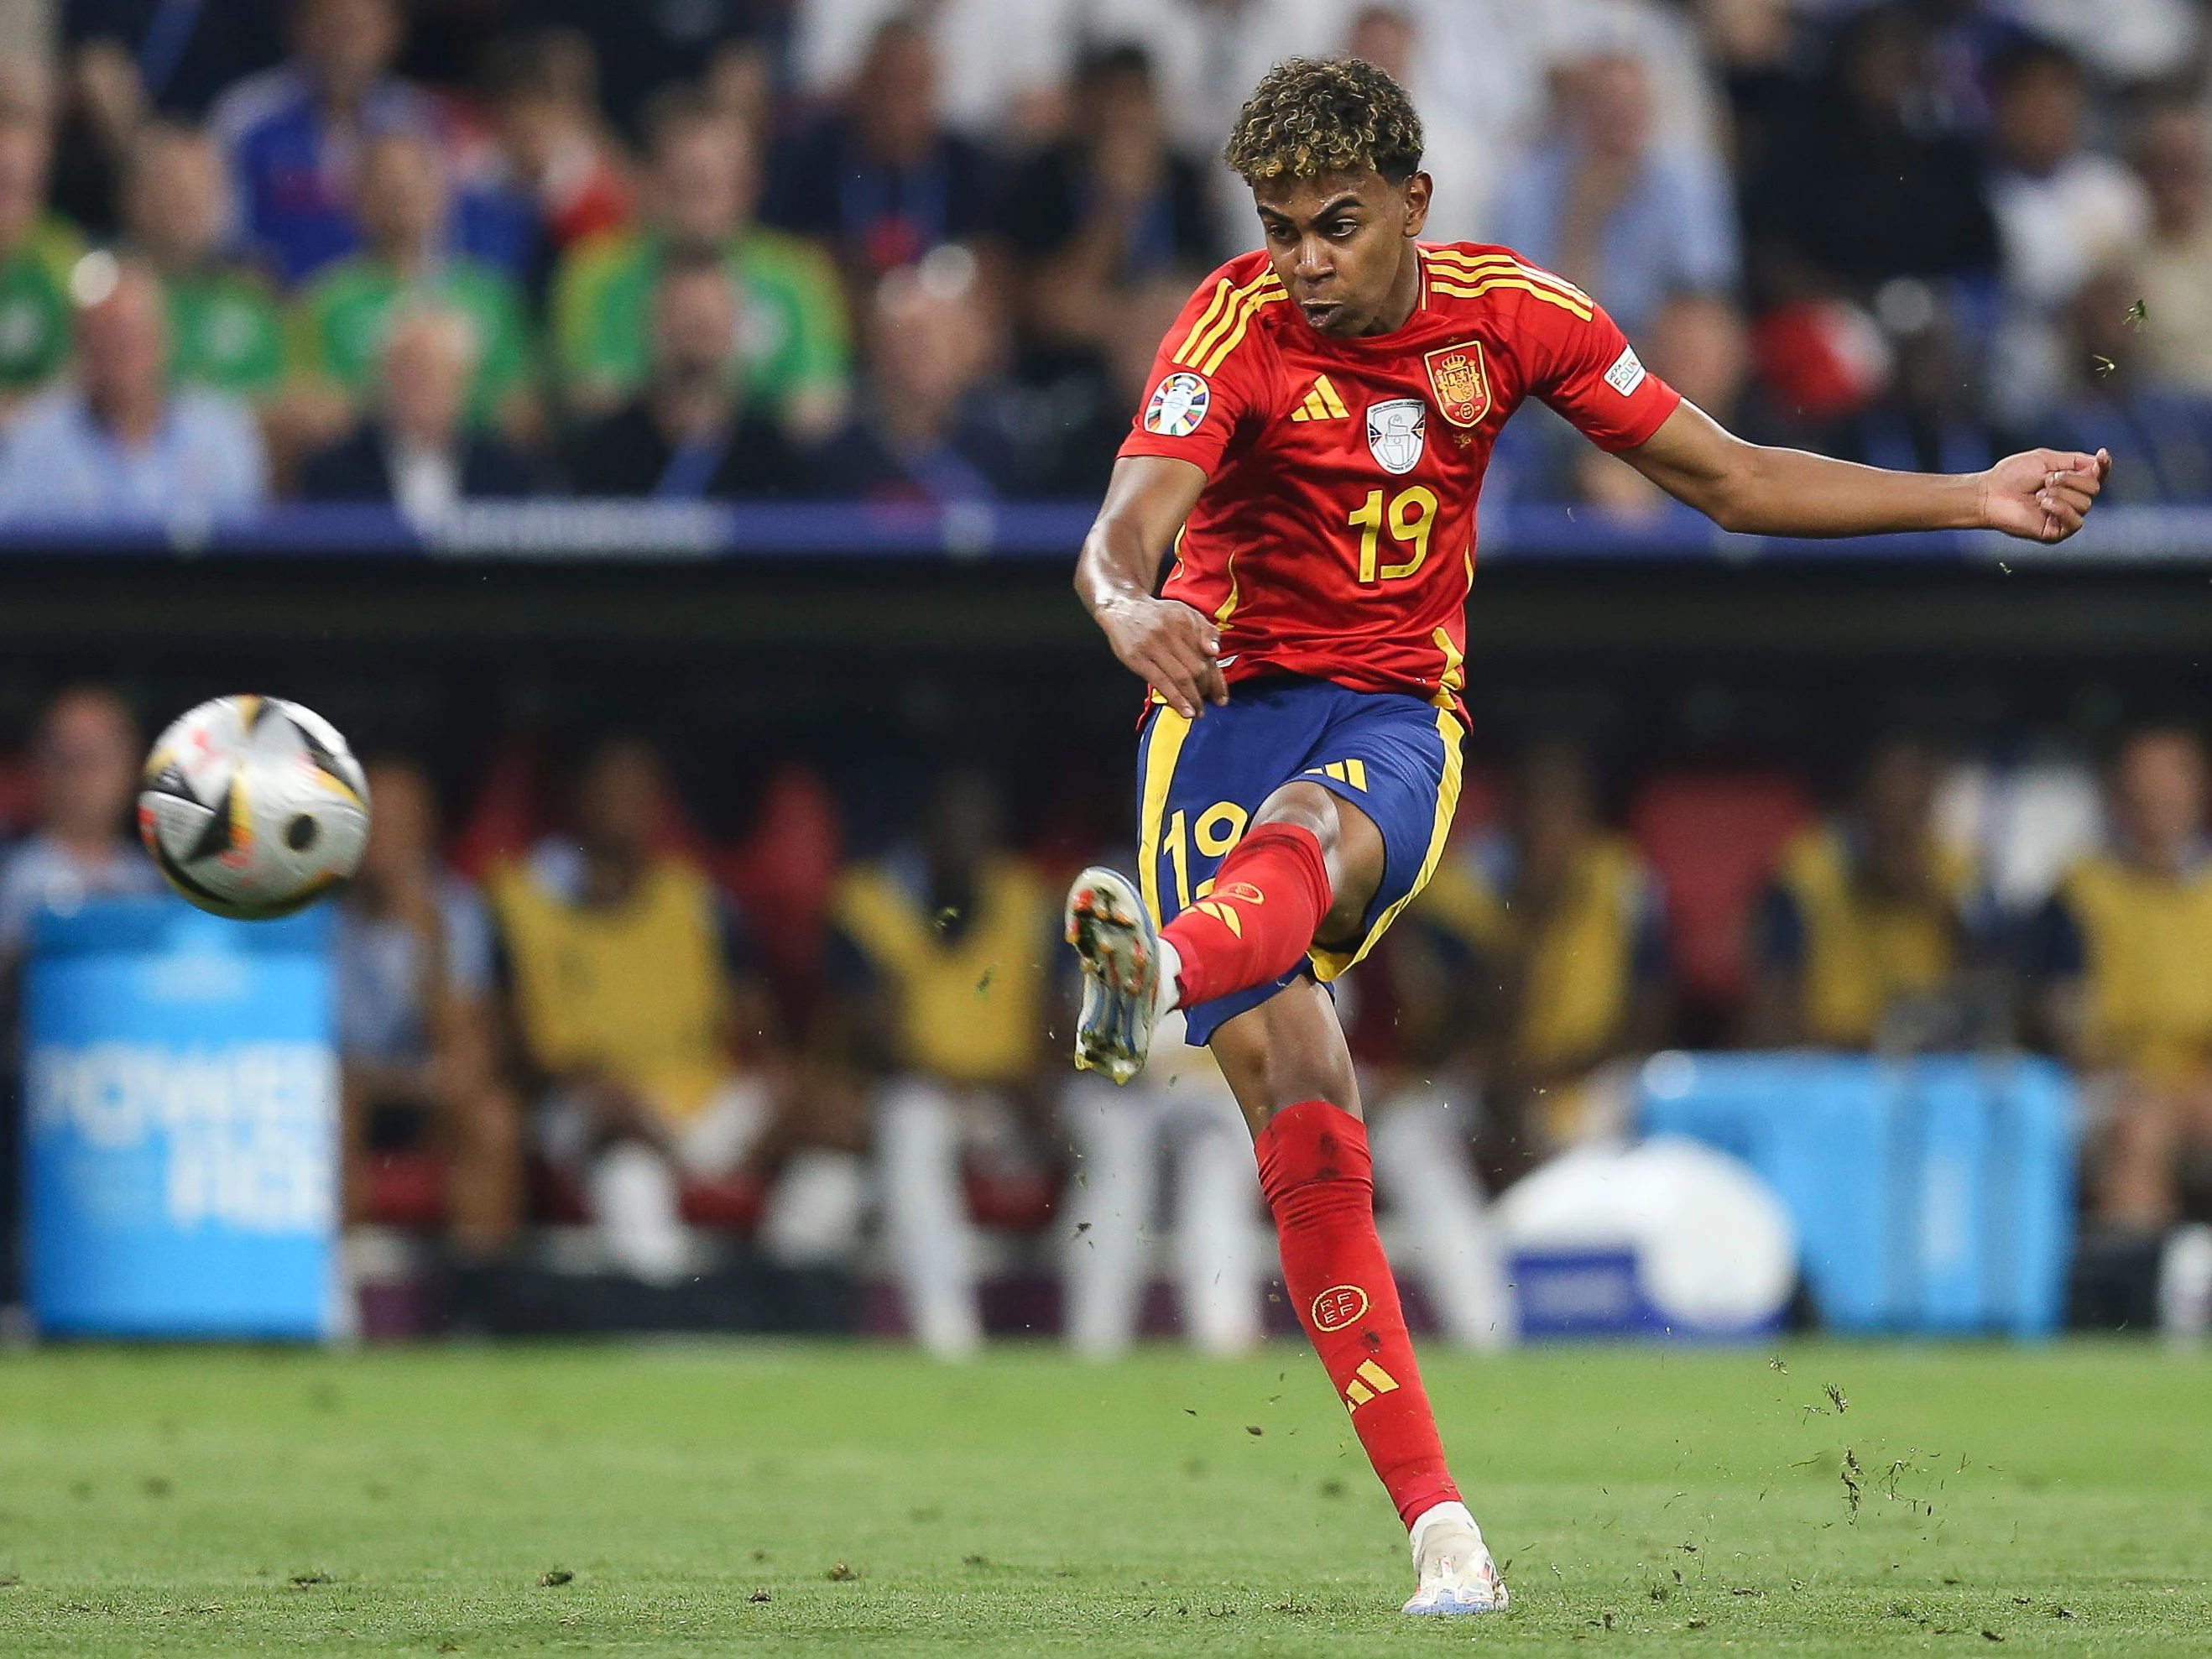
[138,696,372,921]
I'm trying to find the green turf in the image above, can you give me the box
[0,1340,2204,1656]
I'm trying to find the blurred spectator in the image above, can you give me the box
[336,757,520,1256]
[1087,0,1355,181]
[1009,275,1189,498]
[1491,47,1745,501]
[64,0,284,128]
[1742,5,1997,305]
[1340,3,1495,244]
[122,122,284,398]
[2048,265,2212,503]
[1493,52,1739,351]
[1413,743,1671,1160]
[0,65,85,402]
[1000,45,1216,360]
[827,768,1056,1359]
[1985,39,2149,424]
[554,86,849,438]
[2033,729,2212,1229]
[207,0,529,288]
[2126,105,2212,398]
[558,251,801,498]
[209,0,433,285]
[0,687,162,971]
[2006,0,2198,89]
[300,308,541,511]
[481,30,634,283]
[1746,738,1990,1051]
[1062,1011,1263,1359]
[0,254,267,524]
[287,130,535,440]
[537,0,765,140]
[812,247,1035,503]
[793,0,1077,142]
[762,19,1000,288]
[491,737,863,1285]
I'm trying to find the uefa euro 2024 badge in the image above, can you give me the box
[1366,399,1426,474]
[1145,372,1211,437]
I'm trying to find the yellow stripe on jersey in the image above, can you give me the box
[1192,286,1286,375]
[1170,278,1237,368]
[1175,270,1284,372]
[1427,249,1594,307]
[1430,277,1594,321]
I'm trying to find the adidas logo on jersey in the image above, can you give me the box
[1290,375,1350,422]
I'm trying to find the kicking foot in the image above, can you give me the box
[1065,866,1166,1085]
[1401,1502,1509,1616]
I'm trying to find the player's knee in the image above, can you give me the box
[1252,780,1343,854]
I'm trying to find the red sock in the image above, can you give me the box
[1257,1099,1461,1531]
[1161,822,1331,1007]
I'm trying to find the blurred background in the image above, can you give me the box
[2,0,2211,1355]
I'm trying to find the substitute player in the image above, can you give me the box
[1063,57,2110,1617]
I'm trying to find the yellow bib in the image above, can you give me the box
[833,858,1047,1087]
[2060,854,2212,1082]
[1776,827,1972,1048]
[1418,833,1648,1072]
[489,857,729,1120]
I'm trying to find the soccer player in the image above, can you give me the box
[1062,58,2110,1618]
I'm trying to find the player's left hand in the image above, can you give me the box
[1980,447,2110,543]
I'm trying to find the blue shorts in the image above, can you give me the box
[1134,676,1466,1045]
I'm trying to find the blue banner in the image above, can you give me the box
[22,898,337,1339]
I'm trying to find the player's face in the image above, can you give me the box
[1250,168,1431,339]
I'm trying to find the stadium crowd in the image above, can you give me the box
[3,682,2209,1349]
[0,0,2198,517]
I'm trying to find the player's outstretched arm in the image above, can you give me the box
[1075,454,1226,719]
[1623,399,2111,544]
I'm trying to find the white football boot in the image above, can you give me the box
[1401,1501,1510,1615]
[1064,867,1171,1085]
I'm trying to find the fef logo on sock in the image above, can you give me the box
[1312,1284,1369,1332]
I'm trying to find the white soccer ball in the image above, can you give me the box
[138,696,371,921]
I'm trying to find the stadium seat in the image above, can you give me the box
[679,1170,769,1232]
[1629,770,1813,1010]
[362,1150,451,1231]
[721,762,845,983]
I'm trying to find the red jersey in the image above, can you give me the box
[1118,243,1682,713]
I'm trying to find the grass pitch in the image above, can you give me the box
[0,1340,2204,1656]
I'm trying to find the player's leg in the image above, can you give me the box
[1210,978,1507,1616]
[1065,769,1367,1084]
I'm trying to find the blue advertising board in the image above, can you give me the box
[1637,1052,2078,1338]
[22,897,337,1339]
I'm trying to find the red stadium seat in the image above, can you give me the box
[963,1161,1061,1233]
[721,762,844,978]
[679,1171,768,1232]
[1629,770,1813,1009]
[362,1150,450,1230]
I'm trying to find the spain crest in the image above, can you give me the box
[1424,341,1491,429]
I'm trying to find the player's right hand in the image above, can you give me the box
[1097,594,1229,718]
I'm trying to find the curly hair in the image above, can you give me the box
[1223,57,1425,187]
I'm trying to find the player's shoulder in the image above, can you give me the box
[1156,251,1291,378]
[1420,242,1596,328]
